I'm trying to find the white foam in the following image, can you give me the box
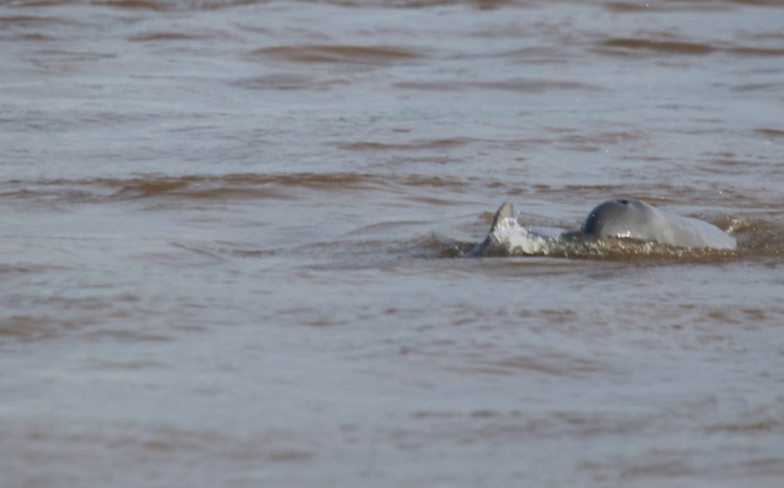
[488,216,557,256]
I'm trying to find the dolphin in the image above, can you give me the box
[471,198,736,256]
[581,198,736,249]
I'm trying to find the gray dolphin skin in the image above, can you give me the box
[469,202,516,257]
[472,198,736,255]
[582,198,736,250]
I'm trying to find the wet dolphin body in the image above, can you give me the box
[471,198,736,255]
[581,198,736,249]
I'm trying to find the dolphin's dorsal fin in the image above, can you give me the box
[490,202,515,232]
[467,202,515,257]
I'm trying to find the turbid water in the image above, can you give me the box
[1,1,783,487]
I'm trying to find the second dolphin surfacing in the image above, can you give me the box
[470,198,737,256]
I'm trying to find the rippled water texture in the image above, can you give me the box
[1,0,783,487]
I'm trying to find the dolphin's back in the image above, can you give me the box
[652,211,736,250]
[583,199,736,250]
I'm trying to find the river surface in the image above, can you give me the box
[2,0,784,487]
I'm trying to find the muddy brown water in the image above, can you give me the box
[1,1,784,487]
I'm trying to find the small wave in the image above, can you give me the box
[168,239,276,260]
[129,32,218,42]
[478,350,616,376]
[597,37,784,57]
[729,47,784,56]
[756,128,784,138]
[0,172,477,207]
[394,79,603,92]
[233,74,347,91]
[730,218,784,256]
[340,138,474,151]
[247,45,422,65]
[86,0,491,11]
[0,264,53,275]
[598,38,715,55]
[91,0,169,10]
[0,314,91,343]
[91,0,263,11]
